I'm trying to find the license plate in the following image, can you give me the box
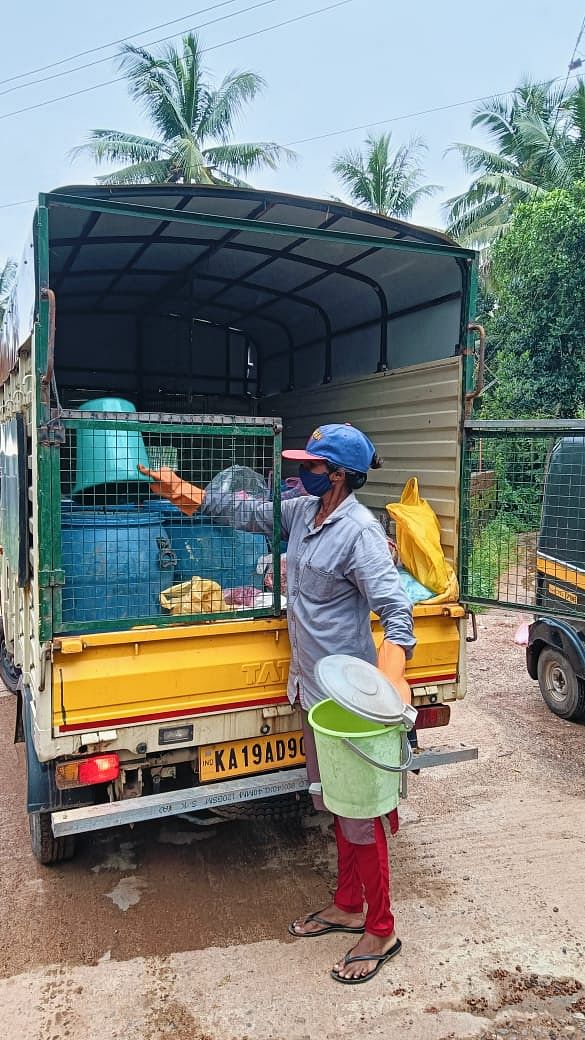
[199,731,306,782]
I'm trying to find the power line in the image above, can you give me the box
[0,0,250,87]
[0,0,281,99]
[285,73,579,146]
[0,69,579,212]
[0,199,35,211]
[0,0,354,122]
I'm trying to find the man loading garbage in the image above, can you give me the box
[139,422,415,985]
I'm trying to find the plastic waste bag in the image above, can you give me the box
[205,465,267,500]
[160,577,228,615]
[202,465,269,523]
[223,586,263,607]
[257,553,288,596]
[386,478,455,597]
[397,566,434,604]
[514,622,530,646]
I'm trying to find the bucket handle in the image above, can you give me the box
[341,732,414,774]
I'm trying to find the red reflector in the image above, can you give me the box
[415,705,450,729]
[78,753,120,785]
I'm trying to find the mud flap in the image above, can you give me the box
[22,686,89,815]
[13,687,24,744]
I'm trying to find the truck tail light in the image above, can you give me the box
[56,753,120,789]
[414,705,450,729]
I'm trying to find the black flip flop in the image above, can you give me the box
[288,909,365,938]
[330,938,402,984]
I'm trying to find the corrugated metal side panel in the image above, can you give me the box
[269,356,462,565]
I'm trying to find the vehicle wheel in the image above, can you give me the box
[211,791,313,822]
[29,811,76,865]
[536,647,585,722]
[0,630,21,693]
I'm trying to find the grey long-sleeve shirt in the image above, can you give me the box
[206,493,415,710]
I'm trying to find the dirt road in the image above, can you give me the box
[1,609,584,1040]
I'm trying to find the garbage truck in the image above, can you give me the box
[0,184,482,863]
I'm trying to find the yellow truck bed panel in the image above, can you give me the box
[52,608,463,733]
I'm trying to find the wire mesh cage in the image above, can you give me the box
[53,410,283,634]
[460,421,585,618]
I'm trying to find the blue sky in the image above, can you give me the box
[1,0,583,265]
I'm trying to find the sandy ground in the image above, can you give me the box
[1,608,585,1040]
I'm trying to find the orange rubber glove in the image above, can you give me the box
[138,464,205,517]
[377,640,412,705]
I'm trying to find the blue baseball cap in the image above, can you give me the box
[283,423,376,473]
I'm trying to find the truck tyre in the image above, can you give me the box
[211,791,313,822]
[29,811,76,865]
[536,647,585,722]
[0,628,21,693]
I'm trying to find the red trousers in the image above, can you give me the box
[333,816,395,936]
[301,707,396,937]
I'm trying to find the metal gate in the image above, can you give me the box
[460,420,585,618]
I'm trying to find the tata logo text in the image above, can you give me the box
[241,661,288,685]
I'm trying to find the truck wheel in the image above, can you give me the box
[211,791,312,822]
[0,631,21,693]
[536,648,585,722]
[29,811,76,865]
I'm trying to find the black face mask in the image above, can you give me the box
[298,466,332,497]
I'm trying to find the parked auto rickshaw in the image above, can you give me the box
[526,436,585,721]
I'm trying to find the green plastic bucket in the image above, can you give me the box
[72,397,151,496]
[308,699,410,819]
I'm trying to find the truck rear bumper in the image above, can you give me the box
[51,767,309,836]
[51,745,478,837]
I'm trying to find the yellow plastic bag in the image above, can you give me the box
[160,577,229,615]
[386,477,455,596]
[424,566,459,604]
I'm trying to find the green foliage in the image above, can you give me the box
[466,518,519,604]
[331,133,439,218]
[72,33,294,186]
[446,78,585,246]
[483,182,585,420]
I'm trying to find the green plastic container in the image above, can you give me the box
[72,397,151,496]
[310,655,417,819]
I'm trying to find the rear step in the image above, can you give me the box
[309,743,478,800]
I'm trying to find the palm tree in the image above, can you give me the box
[445,78,585,246]
[331,133,439,219]
[72,33,294,185]
[0,259,16,326]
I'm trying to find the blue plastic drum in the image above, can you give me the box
[60,505,175,624]
[163,514,267,589]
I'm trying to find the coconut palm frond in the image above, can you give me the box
[447,142,519,176]
[70,130,167,166]
[331,132,436,219]
[118,41,193,142]
[448,77,585,244]
[204,141,295,176]
[0,258,17,324]
[198,70,265,143]
[74,31,287,187]
[95,159,175,185]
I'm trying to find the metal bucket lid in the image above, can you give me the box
[314,654,417,727]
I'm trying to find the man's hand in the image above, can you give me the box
[138,464,205,516]
[377,640,412,704]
